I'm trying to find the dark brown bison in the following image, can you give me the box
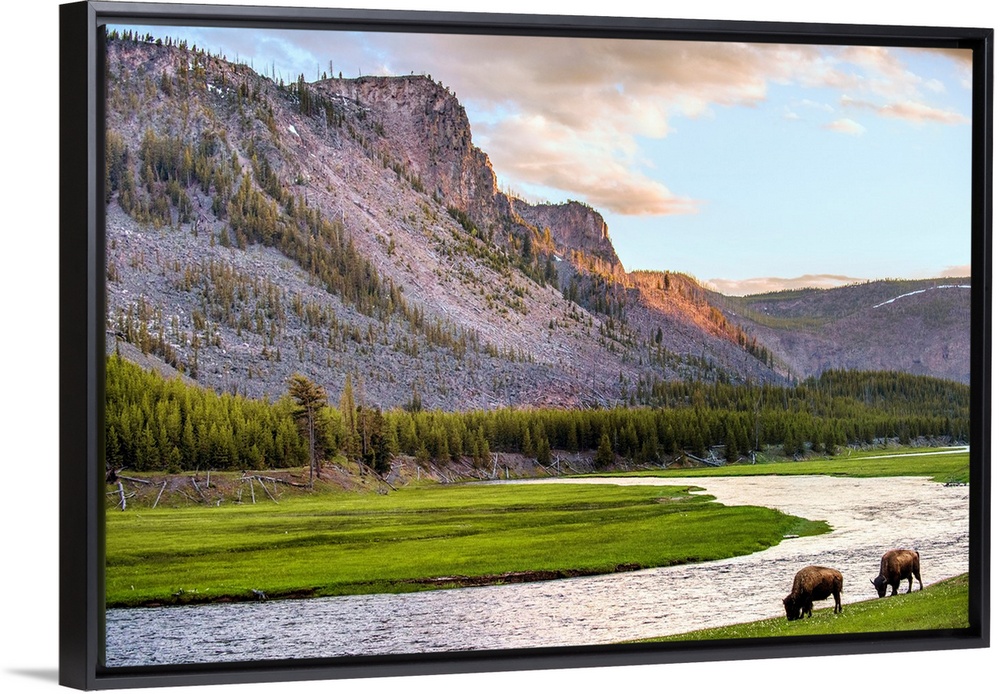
[783,566,843,620]
[871,549,922,597]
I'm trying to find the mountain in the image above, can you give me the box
[709,279,972,384]
[102,33,968,412]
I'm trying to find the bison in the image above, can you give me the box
[783,566,843,620]
[871,549,923,597]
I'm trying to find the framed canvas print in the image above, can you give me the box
[59,0,991,690]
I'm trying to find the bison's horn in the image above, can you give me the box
[870,579,876,586]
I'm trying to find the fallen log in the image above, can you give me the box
[358,462,398,491]
[684,452,725,468]
[253,474,309,489]
[117,475,154,485]
[190,477,209,502]
[254,476,279,504]
[151,481,167,509]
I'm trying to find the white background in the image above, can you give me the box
[1,1,995,693]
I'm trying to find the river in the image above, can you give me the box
[104,474,969,667]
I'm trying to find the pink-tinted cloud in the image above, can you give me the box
[937,264,972,278]
[835,45,974,102]
[706,274,867,296]
[879,101,970,124]
[842,95,969,124]
[482,116,698,216]
[904,47,974,70]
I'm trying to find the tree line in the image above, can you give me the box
[106,354,969,476]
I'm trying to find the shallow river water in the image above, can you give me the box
[105,474,969,667]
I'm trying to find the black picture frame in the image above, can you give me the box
[59,1,992,690]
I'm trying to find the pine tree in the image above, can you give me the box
[724,428,740,462]
[363,408,391,476]
[288,373,327,487]
[595,431,614,469]
[536,433,552,466]
[339,374,360,463]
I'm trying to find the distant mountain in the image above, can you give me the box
[103,33,969,413]
[710,279,972,384]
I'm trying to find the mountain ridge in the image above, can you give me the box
[709,278,972,383]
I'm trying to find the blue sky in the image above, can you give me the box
[113,25,973,294]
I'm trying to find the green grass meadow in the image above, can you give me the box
[638,573,970,642]
[617,449,969,484]
[105,481,827,607]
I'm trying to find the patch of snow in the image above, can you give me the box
[288,124,299,137]
[872,284,971,309]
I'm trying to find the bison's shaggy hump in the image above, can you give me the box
[872,549,923,597]
[783,565,843,621]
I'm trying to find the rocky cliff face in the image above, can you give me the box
[512,199,622,273]
[317,76,514,236]
[317,75,623,268]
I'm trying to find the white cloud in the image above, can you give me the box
[797,99,836,113]
[824,118,867,136]
[925,78,946,94]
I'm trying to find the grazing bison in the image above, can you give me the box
[783,566,843,620]
[872,549,923,597]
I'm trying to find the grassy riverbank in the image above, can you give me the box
[616,449,970,484]
[638,573,970,642]
[105,482,827,607]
